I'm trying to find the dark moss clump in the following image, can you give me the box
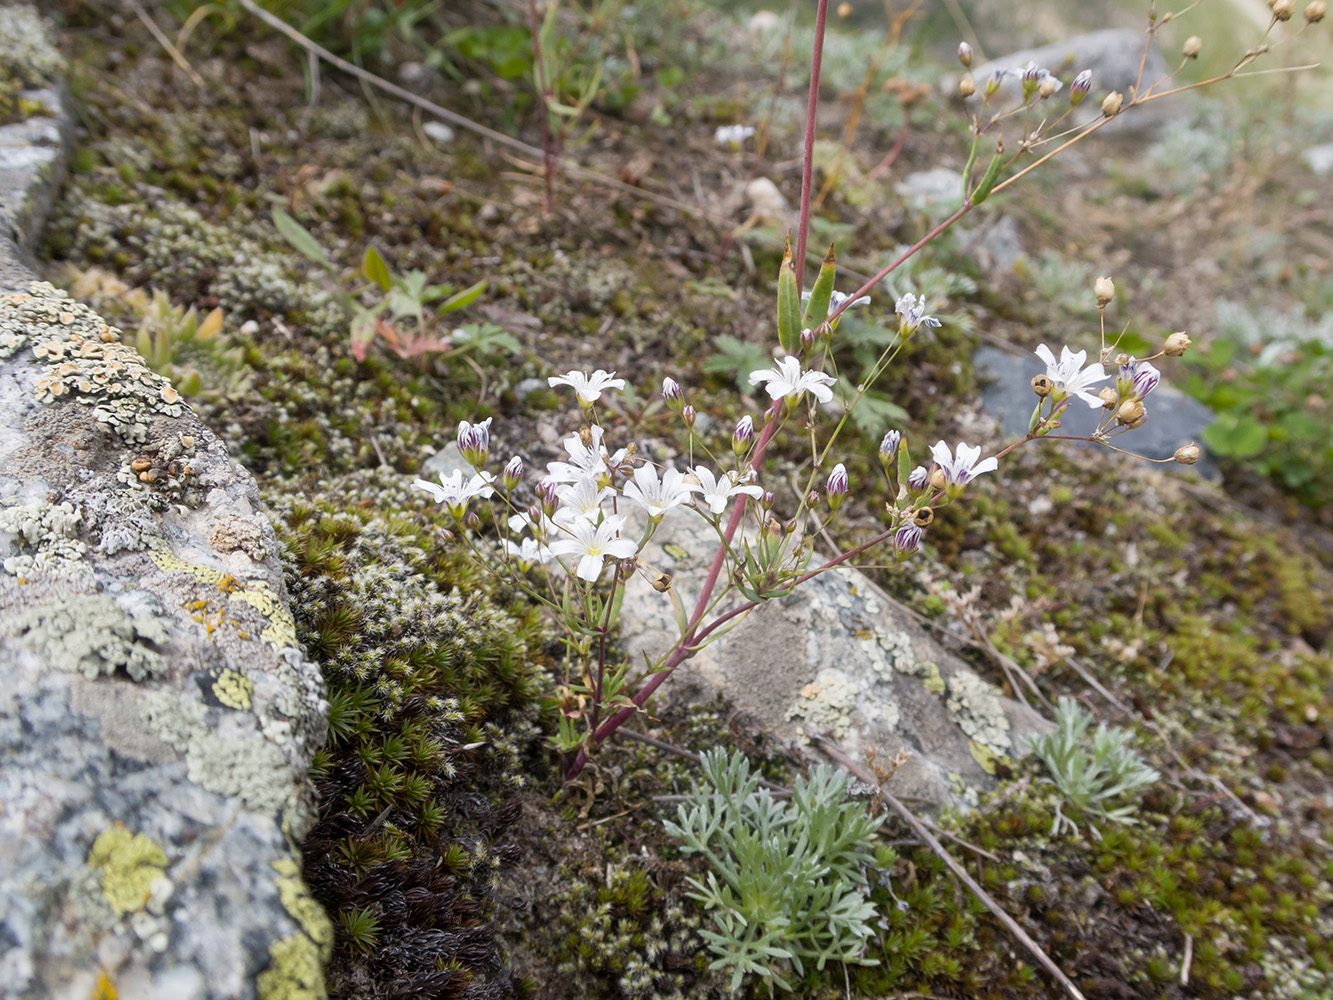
[273,481,548,1000]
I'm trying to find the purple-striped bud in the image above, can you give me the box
[457,417,492,469]
[1020,60,1041,99]
[662,376,682,407]
[682,404,697,429]
[985,67,1008,98]
[1131,361,1161,400]
[537,479,559,518]
[733,415,755,455]
[958,41,973,68]
[826,463,849,510]
[879,430,901,467]
[760,490,776,511]
[502,455,524,492]
[907,465,929,493]
[807,490,821,508]
[464,511,480,529]
[894,523,923,559]
[800,326,817,349]
[1070,69,1092,106]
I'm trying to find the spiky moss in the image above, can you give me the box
[265,468,546,1000]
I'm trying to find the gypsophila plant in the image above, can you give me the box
[1029,697,1161,836]
[662,748,882,992]
[407,0,1321,780]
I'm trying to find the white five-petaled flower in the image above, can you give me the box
[548,369,626,405]
[553,476,616,525]
[413,469,496,519]
[803,288,871,313]
[547,425,619,483]
[895,293,941,335]
[503,536,552,568]
[714,124,756,145]
[929,441,998,497]
[689,466,764,515]
[748,355,837,405]
[549,514,638,582]
[622,465,699,520]
[1035,344,1108,409]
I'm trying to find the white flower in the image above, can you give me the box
[714,124,755,144]
[503,536,552,568]
[553,476,616,525]
[929,440,998,496]
[548,369,626,405]
[509,509,558,542]
[413,469,496,518]
[689,466,763,515]
[895,293,941,335]
[547,425,612,483]
[622,465,699,520]
[748,355,837,405]
[549,514,639,582]
[1035,343,1108,409]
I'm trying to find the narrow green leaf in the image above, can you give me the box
[801,244,837,328]
[897,437,913,492]
[271,207,330,268]
[437,279,487,315]
[362,245,391,291]
[970,145,1006,205]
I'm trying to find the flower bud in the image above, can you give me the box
[807,490,821,509]
[1117,399,1145,426]
[879,430,901,467]
[912,506,934,528]
[733,415,755,455]
[894,523,922,559]
[1272,0,1295,19]
[457,417,492,469]
[760,490,775,510]
[439,529,455,543]
[928,467,947,492]
[464,511,480,529]
[1069,69,1092,106]
[1131,362,1161,400]
[1098,386,1119,408]
[1038,77,1059,100]
[837,0,852,15]
[661,376,682,406]
[1173,443,1201,465]
[959,77,976,98]
[826,463,849,510]
[1182,35,1202,58]
[1307,0,1327,21]
[1020,60,1041,99]
[502,455,524,492]
[985,68,1007,97]
[1095,275,1115,307]
[958,41,973,67]
[907,466,929,492]
[1031,374,1053,398]
[537,479,559,518]
[800,326,817,349]
[1164,331,1192,356]
[1102,91,1124,117]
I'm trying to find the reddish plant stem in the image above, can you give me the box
[793,0,831,291]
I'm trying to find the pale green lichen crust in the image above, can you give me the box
[87,826,167,915]
[945,668,1012,755]
[10,593,168,681]
[0,496,87,576]
[2,283,184,444]
[0,5,65,88]
[148,545,298,649]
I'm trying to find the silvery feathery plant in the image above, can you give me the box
[661,748,883,992]
[411,1,1318,781]
[1029,697,1161,836]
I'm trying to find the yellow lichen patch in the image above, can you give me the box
[148,546,296,649]
[255,934,327,1000]
[88,826,168,915]
[272,858,333,963]
[89,971,118,1000]
[213,669,253,710]
[921,662,946,696]
[968,739,1007,776]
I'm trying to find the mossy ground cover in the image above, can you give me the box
[38,1,1333,997]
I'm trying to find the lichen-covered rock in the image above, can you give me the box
[0,244,329,998]
[617,506,1050,810]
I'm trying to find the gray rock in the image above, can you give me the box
[895,167,964,212]
[974,344,1218,477]
[973,214,1025,276]
[1302,143,1333,177]
[421,441,470,481]
[967,29,1176,137]
[0,14,331,988]
[616,506,1050,811]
